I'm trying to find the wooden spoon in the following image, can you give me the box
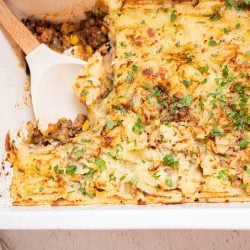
[0,0,87,130]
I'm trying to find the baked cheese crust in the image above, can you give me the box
[8,0,250,205]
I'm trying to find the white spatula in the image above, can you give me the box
[0,0,87,130]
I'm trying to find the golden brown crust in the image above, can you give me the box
[8,0,250,206]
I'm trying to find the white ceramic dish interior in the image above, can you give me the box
[1,0,250,230]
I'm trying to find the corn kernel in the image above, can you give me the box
[85,45,93,54]
[82,120,90,131]
[70,35,79,45]
[101,25,108,34]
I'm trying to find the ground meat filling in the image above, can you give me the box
[23,10,109,57]
[23,11,110,145]
[27,114,88,145]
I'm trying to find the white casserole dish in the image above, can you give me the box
[1,0,250,230]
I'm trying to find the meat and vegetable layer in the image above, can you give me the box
[8,0,250,205]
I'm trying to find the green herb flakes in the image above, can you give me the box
[236,23,241,29]
[182,79,192,88]
[165,178,173,187]
[239,139,249,149]
[217,170,229,181]
[125,65,139,83]
[80,187,95,199]
[107,119,115,130]
[208,39,218,46]
[66,165,77,175]
[179,95,192,107]
[132,119,145,134]
[120,174,128,181]
[152,171,161,180]
[211,125,225,137]
[163,154,179,169]
[175,41,180,47]
[120,41,127,47]
[200,78,207,84]
[210,8,220,21]
[170,10,177,22]
[223,28,231,34]
[95,158,107,172]
[130,99,135,107]
[199,65,209,74]
[124,52,136,58]
[222,65,229,77]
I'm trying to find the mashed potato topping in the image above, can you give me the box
[8,0,250,205]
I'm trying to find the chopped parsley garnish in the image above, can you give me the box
[117,119,123,126]
[246,51,250,56]
[226,83,249,130]
[95,158,107,172]
[35,166,40,173]
[211,125,225,137]
[182,79,192,88]
[130,99,135,107]
[208,39,218,46]
[170,10,177,22]
[217,170,229,181]
[107,119,115,130]
[199,100,205,108]
[82,139,91,143]
[81,90,89,97]
[39,187,44,192]
[165,178,173,187]
[226,0,238,8]
[86,168,95,179]
[54,165,59,173]
[186,54,194,64]
[86,192,95,199]
[152,171,161,180]
[124,52,136,58]
[120,41,127,47]
[125,65,139,83]
[189,150,195,156]
[145,84,168,107]
[109,174,116,182]
[208,87,227,108]
[132,119,145,134]
[223,28,231,34]
[73,150,84,159]
[246,167,250,175]
[199,65,209,74]
[120,174,127,181]
[210,8,220,21]
[80,187,95,199]
[178,95,192,107]
[225,0,249,9]
[200,78,207,84]
[222,65,229,77]
[235,23,241,29]
[239,139,249,149]
[66,165,77,175]
[175,40,180,47]
[163,154,179,169]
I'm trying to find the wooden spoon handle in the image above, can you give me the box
[0,0,40,54]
